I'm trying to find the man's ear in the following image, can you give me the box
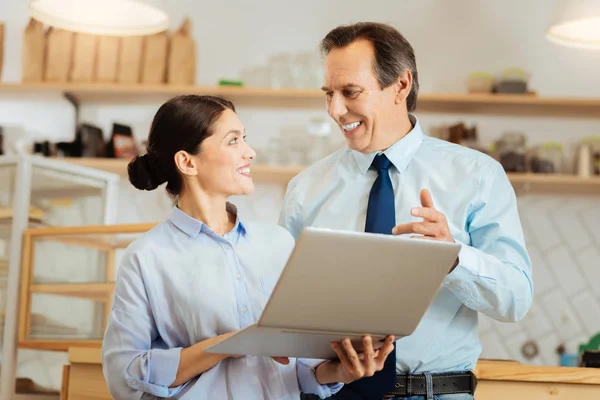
[394,69,413,105]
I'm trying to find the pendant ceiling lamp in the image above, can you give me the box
[546,0,600,49]
[28,0,169,36]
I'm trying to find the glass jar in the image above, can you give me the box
[496,132,527,172]
[240,66,270,88]
[530,142,563,173]
[589,137,600,176]
[268,53,294,89]
[277,125,308,166]
[466,72,494,93]
[305,117,332,164]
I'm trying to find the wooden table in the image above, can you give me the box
[474,359,600,399]
[60,350,600,399]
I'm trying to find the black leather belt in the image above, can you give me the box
[383,372,477,398]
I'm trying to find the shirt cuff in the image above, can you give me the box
[297,359,344,399]
[443,242,479,307]
[127,347,184,397]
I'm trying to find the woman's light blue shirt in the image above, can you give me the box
[102,204,342,399]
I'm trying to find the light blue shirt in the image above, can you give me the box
[102,204,342,399]
[279,115,533,374]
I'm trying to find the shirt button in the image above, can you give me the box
[241,306,248,313]
[235,273,241,280]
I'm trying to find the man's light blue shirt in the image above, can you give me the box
[279,115,533,374]
[102,204,343,399]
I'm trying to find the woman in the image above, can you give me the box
[102,95,393,400]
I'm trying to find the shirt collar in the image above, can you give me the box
[351,114,424,175]
[168,202,248,238]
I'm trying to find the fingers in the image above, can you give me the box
[375,336,396,368]
[362,336,376,376]
[411,206,440,222]
[272,356,290,365]
[342,338,362,371]
[420,189,435,208]
[331,341,351,371]
[362,336,375,359]
[392,222,437,236]
[392,223,412,235]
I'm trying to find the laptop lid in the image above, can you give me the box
[258,227,461,338]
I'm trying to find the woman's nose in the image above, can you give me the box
[245,143,256,160]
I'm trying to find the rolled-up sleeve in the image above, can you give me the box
[443,159,533,323]
[102,252,184,399]
[296,359,344,399]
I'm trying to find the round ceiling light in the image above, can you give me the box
[546,0,600,50]
[29,0,170,36]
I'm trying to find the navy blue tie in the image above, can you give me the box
[345,153,397,399]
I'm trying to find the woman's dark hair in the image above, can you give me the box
[128,95,235,196]
[321,22,419,112]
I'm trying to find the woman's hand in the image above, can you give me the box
[215,332,289,365]
[170,330,243,388]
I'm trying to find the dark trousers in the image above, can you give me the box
[301,388,365,400]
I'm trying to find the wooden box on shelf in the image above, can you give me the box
[18,223,156,352]
[22,18,46,82]
[62,347,111,400]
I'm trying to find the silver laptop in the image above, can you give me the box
[206,226,460,360]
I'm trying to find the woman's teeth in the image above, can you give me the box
[238,168,250,175]
[343,121,362,131]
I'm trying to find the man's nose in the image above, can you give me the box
[328,93,348,120]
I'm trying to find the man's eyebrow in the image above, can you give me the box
[321,84,361,92]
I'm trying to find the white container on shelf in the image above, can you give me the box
[577,143,592,178]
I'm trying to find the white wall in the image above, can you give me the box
[1,0,600,391]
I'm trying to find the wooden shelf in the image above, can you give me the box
[30,282,114,302]
[418,92,600,118]
[0,82,324,108]
[57,158,600,194]
[2,82,600,117]
[508,173,600,194]
[18,339,101,352]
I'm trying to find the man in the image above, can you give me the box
[279,22,533,400]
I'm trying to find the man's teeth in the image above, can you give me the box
[343,122,361,131]
[238,168,250,174]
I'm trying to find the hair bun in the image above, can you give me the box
[127,154,167,191]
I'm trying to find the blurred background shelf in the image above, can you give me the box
[0,220,46,241]
[58,157,600,194]
[2,83,600,117]
[508,173,600,194]
[29,283,114,302]
[18,339,102,352]
[17,224,153,353]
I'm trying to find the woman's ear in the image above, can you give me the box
[394,69,413,105]
[174,151,198,176]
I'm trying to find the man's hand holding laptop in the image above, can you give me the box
[314,335,396,384]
